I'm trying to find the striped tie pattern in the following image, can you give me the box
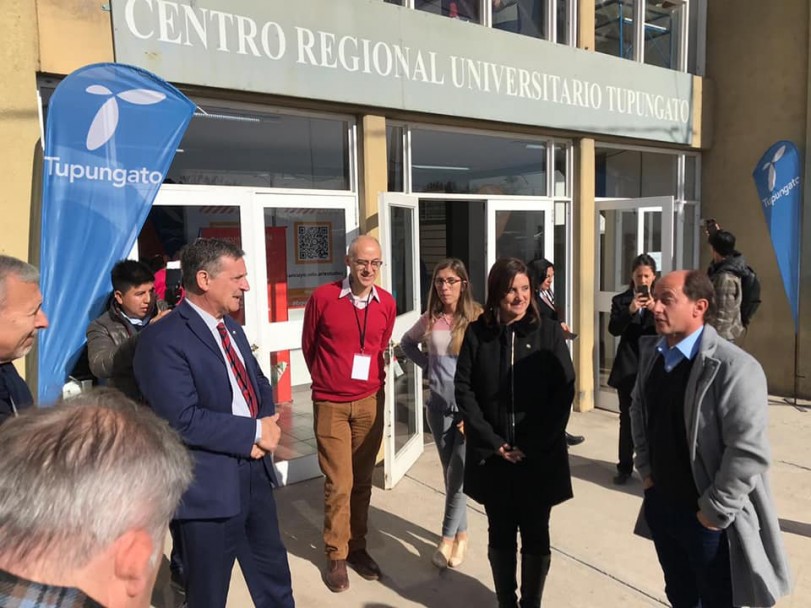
[216,322,258,417]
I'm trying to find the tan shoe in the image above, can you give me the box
[431,539,453,569]
[448,537,468,568]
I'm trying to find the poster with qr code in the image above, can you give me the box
[295,222,333,264]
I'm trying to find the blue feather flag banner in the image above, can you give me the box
[38,63,194,402]
[752,140,803,333]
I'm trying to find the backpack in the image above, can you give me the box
[731,265,762,327]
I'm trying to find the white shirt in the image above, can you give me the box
[339,276,381,309]
[186,299,262,442]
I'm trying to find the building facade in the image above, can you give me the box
[2,0,809,483]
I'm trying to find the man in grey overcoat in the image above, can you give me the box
[631,269,791,608]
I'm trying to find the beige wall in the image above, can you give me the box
[37,0,114,74]
[1,1,40,263]
[703,1,810,397]
[1,1,40,379]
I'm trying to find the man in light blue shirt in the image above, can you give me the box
[630,270,790,608]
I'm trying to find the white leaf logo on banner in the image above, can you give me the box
[761,145,786,192]
[85,85,167,151]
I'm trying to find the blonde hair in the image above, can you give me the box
[425,259,482,355]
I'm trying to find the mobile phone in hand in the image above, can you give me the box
[635,284,650,298]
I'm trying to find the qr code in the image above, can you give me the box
[297,224,331,262]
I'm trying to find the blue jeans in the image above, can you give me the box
[644,486,734,608]
[426,406,468,538]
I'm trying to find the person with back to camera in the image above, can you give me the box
[606,253,658,485]
[707,229,747,342]
[400,258,482,570]
[455,258,575,608]
[526,257,584,448]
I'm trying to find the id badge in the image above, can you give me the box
[351,353,372,381]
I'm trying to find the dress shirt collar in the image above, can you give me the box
[339,276,380,303]
[656,325,704,373]
[185,298,223,331]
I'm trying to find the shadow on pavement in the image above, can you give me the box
[779,518,811,538]
[567,453,644,497]
[275,476,495,608]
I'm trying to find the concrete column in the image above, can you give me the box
[359,115,388,239]
[572,138,596,412]
[578,0,595,51]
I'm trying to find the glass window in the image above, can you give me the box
[684,154,697,200]
[167,107,350,190]
[555,0,570,44]
[553,144,568,196]
[416,0,481,23]
[553,201,568,318]
[262,208,348,322]
[681,201,699,269]
[595,149,677,198]
[411,129,548,195]
[595,0,635,59]
[687,0,702,74]
[494,209,549,262]
[418,200,486,308]
[493,0,546,39]
[137,204,246,324]
[644,0,683,69]
[387,125,405,192]
[389,205,416,315]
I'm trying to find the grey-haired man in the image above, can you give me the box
[0,389,193,608]
[0,255,49,425]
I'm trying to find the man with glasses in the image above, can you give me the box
[302,235,396,593]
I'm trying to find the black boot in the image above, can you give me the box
[519,553,551,608]
[488,547,518,608]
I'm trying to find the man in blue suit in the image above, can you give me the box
[134,238,294,608]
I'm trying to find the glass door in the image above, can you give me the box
[595,196,674,411]
[137,184,257,337]
[486,199,555,270]
[251,191,357,485]
[379,193,424,489]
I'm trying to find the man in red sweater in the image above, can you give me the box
[302,235,396,593]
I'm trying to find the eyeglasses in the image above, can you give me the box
[434,278,463,287]
[353,259,383,269]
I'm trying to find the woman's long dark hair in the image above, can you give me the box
[527,258,554,291]
[628,253,658,289]
[482,258,539,327]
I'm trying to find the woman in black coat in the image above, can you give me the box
[455,258,575,608]
[607,253,658,485]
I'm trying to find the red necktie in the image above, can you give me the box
[217,322,258,417]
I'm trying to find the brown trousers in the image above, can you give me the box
[313,390,385,559]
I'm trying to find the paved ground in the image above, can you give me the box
[152,399,811,607]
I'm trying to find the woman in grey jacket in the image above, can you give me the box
[401,259,481,570]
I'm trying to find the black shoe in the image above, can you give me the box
[346,549,382,581]
[613,472,631,485]
[565,432,585,446]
